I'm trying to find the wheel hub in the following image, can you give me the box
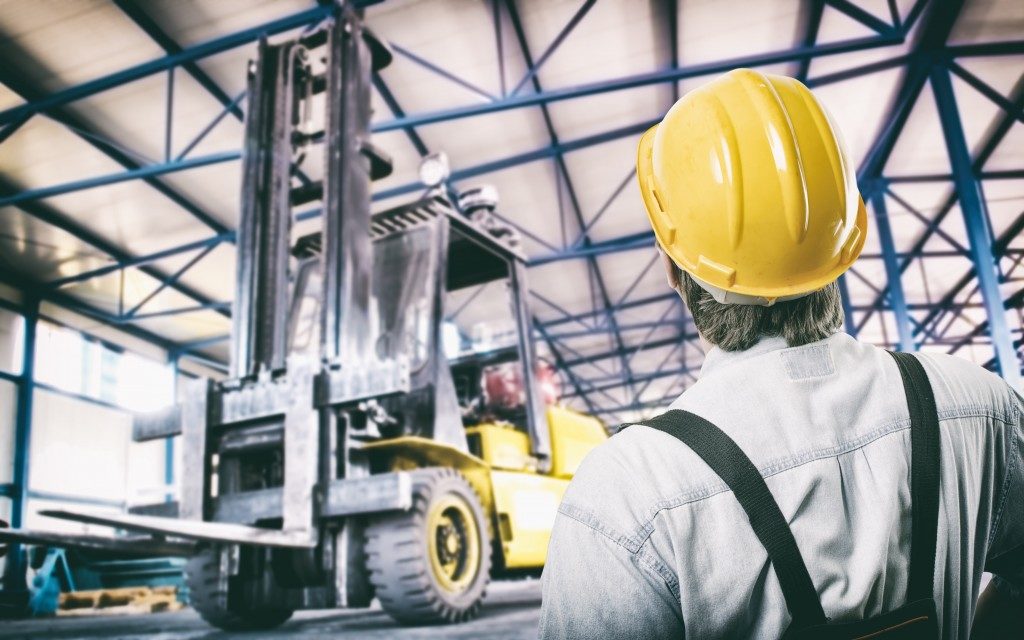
[426,495,480,594]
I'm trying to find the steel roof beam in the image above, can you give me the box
[869,189,916,350]
[373,75,428,156]
[887,170,1024,183]
[931,65,1021,385]
[855,74,1024,334]
[531,230,655,265]
[0,67,230,235]
[122,301,230,322]
[391,43,497,101]
[628,340,693,406]
[947,61,1024,124]
[560,333,699,369]
[921,210,1024,338]
[0,113,31,146]
[824,0,899,36]
[807,53,911,88]
[509,0,596,96]
[0,150,239,209]
[943,286,1024,357]
[945,40,1024,57]
[46,234,233,288]
[373,31,906,134]
[0,5,334,126]
[539,292,678,329]
[123,242,219,318]
[858,0,961,181]
[535,319,598,415]
[0,271,184,353]
[0,177,222,317]
[5,24,930,215]
[3,117,656,215]
[541,320,689,341]
[504,0,638,402]
[850,0,962,336]
[796,0,826,81]
[563,365,696,399]
[113,0,244,121]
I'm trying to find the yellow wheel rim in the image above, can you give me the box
[426,495,480,594]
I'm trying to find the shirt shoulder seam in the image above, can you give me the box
[988,399,1021,547]
[629,407,1014,547]
[557,503,681,599]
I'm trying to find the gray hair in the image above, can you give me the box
[674,265,844,352]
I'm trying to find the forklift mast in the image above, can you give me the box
[232,9,377,381]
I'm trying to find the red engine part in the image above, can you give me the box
[482,360,561,412]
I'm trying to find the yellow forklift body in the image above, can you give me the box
[361,437,494,513]
[363,413,608,571]
[465,423,534,472]
[547,406,608,478]
[489,470,569,568]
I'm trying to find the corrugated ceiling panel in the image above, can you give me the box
[138,0,311,48]
[150,243,234,304]
[156,158,242,228]
[0,117,124,188]
[0,205,113,282]
[40,179,210,258]
[948,0,1024,44]
[131,308,230,343]
[0,0,163,93]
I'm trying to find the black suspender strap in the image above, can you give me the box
[887,351,941,603]
[633,351,942,631]
[640,410,828,629]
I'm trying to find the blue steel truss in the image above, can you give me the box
[0,0,1021,543]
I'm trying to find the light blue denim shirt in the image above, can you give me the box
[539,333,1023,639]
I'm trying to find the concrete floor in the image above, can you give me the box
[0,580,542,640]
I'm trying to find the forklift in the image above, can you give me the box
[2,3,606,629]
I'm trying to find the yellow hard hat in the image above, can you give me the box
[637,68,867,305]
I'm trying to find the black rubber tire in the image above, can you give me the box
[186,549,294,632]
[366,468,492,625]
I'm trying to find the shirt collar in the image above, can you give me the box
[698,335,791,379]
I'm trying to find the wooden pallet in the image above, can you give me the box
[58,586,182,616]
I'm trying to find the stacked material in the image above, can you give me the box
[57,586,182,616]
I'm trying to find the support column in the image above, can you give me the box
[870,189,916,351]
[931,66,1021,386]
[3,295,37,592]
[165,354,177,504]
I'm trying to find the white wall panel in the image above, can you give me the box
[0,380,16,485]
[28,389,168,512]
[30,390,129,500]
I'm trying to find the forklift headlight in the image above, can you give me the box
[418,152,451,188]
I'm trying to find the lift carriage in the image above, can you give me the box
[3,4,605,629]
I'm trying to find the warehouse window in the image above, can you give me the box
[0,308,24,375]
[33,321,174,412]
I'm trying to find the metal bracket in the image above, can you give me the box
[315,359,411,407]
[132,405,182,442]
[321,472,412,518]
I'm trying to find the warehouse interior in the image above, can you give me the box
[0,0,1021,637]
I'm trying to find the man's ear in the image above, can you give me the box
[660,249,680,289]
